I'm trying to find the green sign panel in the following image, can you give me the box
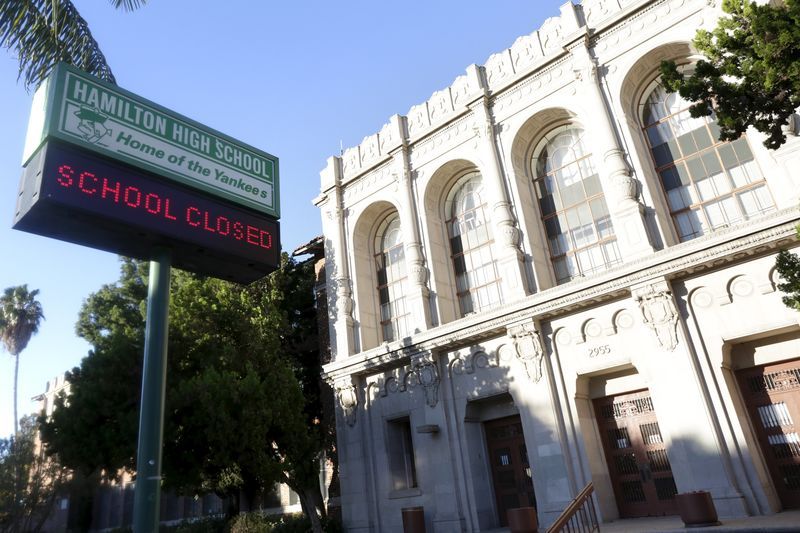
[23,63,279,218]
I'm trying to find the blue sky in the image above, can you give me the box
[0,0,565,437]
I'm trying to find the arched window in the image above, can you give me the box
[375,214,409,342]
[533,125,621,284]
[641,79,775,241]
[446,171,502,316]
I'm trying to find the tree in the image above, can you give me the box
[40,256,331,530]
[660,0,800,150]
[0,0,147,90]
[776,230,800,310]
[1,285,45,436]
[0,415,68,533]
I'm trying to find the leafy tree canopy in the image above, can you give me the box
[661,0,800,149]
[1,415,67,532]
[776,236,800,310]
[1,284,45,434]
[0,0,148,89]
[40,255,329,525]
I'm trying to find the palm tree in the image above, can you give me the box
[0,285,45,435]
[0,0,147,90]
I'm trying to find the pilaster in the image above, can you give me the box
[469,75,529,301]
[506,319,574,524]
[408,349,463,530]
[392,114,433,333]
[571,42,654,260]
[629,277,749,517]
[331,375,373,532]
[317,156,355,360]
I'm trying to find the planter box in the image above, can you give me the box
[676,491,721,528]
[507,506,539,533]
[401,506,426,533]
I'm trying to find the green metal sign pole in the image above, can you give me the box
[133,248,171,533]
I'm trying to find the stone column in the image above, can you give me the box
[407,350,464,531]
[630,278,749,517]
[506,319,574,526]
[316,156,355,360]
[570,42,654,259]
[390,114,432,332]
[332,375,374,532]
[467,65,529,301]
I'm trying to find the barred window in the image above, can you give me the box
[533,125,621,283]
[641,79,775,241]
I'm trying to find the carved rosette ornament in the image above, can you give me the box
[335,380,358,427]
[633,284,679,351]
[412,354,440,408]
[508,322,545,382]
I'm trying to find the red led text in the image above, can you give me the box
[55,164,273,250]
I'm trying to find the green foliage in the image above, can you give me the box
[103,513,342,533]
[163,516,226,533]
[0,0,148,90]
[268,514,342,533]
[776,247,800,310]
[660,0,800,149]
[227,513,342,533]
[0,415,67,532]
[1,284,45,434]
[0,285,45,357]
[227,512,273,533]
[40,254,328,522]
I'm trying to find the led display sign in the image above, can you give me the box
[22,63,279,218]
[14,141,279,283]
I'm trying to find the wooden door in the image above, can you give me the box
[737,358,800,509]
[594,389,678,517]
[484,415,536,526]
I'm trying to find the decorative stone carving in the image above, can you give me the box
[450,348,500,376]
[572,55,599,85]
[508,322,545,382]
[510,33,542,72]
[412,353,440,408]
[473,119,494,141]
[539,16,564,53]
[604,148,640,204]
[335,276,354,323]
[584,0,621,24]
[633,283,679,351]
[409,263,429,287]
[335,380,358,427]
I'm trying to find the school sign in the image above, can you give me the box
[15,64,280,283]
[23,63,279,218]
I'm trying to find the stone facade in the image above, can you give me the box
[315,0,800,531]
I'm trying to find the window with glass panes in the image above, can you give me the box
[641,79,775,241]
[375,215,410,342]
[447,172,502,316]
[533,125,621,284]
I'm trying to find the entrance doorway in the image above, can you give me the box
[484,415,535,526]
[593,389,678,517]
[736,358,800,509]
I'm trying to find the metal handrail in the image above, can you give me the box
[546,482,600,533]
